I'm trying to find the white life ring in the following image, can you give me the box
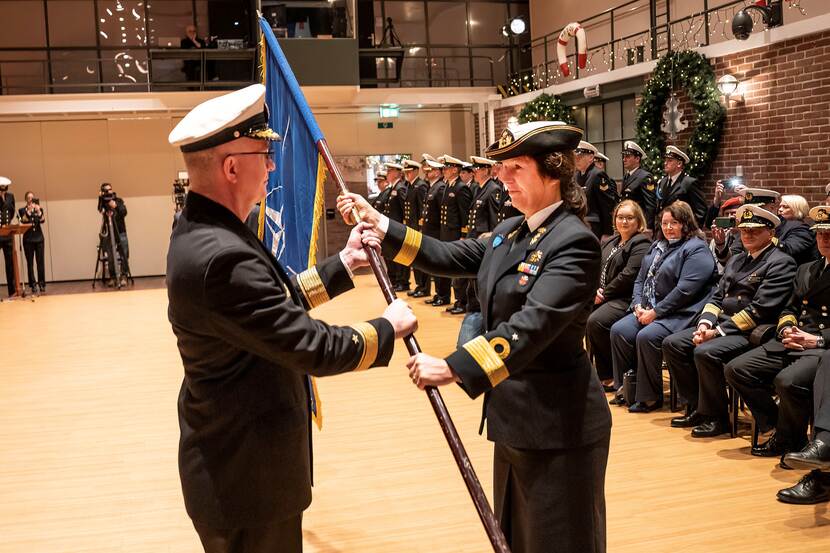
[557,22,587,77]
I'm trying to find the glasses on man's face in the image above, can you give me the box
[616,215,636,223]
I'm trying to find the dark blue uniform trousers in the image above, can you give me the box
[609,313,674,401]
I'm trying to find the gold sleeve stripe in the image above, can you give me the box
[296,267,330,309]
[702,303,722,317]
[393,227,423,266]
[731,310,757,331]
[777,314,798,331]
[349,322,378,372]
[462,335,509,388]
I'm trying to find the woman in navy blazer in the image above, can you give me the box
[609,201,717,411]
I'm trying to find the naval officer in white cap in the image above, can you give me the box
[654,145,707,228]
[166,84,416,553]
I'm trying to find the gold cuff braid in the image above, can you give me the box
[777,314,798,331]
[702,303,722,318]
[462,335,509,388]
[297,267,330,309]
[393,227,423,266]
[349,322,379,371]
[731,310,756,331]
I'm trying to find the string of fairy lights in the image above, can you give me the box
[504,0,809,97]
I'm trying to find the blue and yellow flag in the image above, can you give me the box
[258,17,327,428]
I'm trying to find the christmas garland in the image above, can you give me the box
[517,93,576,125]
[635,50,725,179]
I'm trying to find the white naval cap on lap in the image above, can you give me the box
[168,84,281,152]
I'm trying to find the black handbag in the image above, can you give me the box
[623,369,637,405]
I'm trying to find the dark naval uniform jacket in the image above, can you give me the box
[699,244,796,335]
[370,186,390,211]
[466,178,502,239]
[381,206,611,450]
[166,192,395,528]
[766,260,830,356]
[403,176,428,228]
[421,178,445,238]
[0,191,15,237]
[577,162,618,237]
[439,177,473,242]
[384,178,408,224]
[621,167,656,229]
[654,171,707,228]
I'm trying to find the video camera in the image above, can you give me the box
[173,171,189,210]
[98,183,118,213]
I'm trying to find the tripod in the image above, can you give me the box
[92,210,133,289]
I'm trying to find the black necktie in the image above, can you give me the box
[509,221,530,253]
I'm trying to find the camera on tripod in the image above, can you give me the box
[173,171,189,210]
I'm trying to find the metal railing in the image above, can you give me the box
[504,0,817,95]
[372,54,496,88]
[0,49,258,95]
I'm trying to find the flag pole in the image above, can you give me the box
[316,138,511,553]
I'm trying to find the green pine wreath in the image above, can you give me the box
[517,93,576,125]
[635,50,725,179]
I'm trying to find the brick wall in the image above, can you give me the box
[494,29,830,205]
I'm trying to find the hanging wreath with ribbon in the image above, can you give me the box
[517,93,576,125]
[635,50,725,179]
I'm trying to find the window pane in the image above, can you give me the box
[573,106,586,132]
[148,0,194,47]
[622,97,636,139]
[0,1,46,48]
[98,0,148,47]
[101,49,149,92]
[587,104,603,143]
[428,2,468,46]
[0,51,48,94]
[384,1,426,45]
[603,101,621,141]
[47,1,97,47]
[469,2,507,45]
[51,50,100,94]
[603,141,623,181]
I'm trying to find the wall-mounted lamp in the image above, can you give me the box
[717,74,744,105]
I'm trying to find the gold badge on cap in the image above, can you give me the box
[819,208,829,221]
[745,192,754,201]
[498,129,514,148]
[742,210,753,220]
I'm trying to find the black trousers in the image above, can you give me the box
[815,352,830,435]
[494,435,609,553]
[663,327,751,419]
[0,238,14,296]
[434,276,451,302]
[725,344,818,445]
[23,239,45,290]
[586,298,629,382]
[452,277,469,308]
[193,514,303,553]
[396,262,411,288]
[414,268,430,293]
[466,279,481,313]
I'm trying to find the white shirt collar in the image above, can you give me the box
[525,200,563,232]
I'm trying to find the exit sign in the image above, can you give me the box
[378,122,394,129]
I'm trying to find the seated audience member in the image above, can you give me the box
[716,188,816,266]
[703,178,746,229]
[608,201,716,410]
[586,200,652,390]
[777,194,817,265]
[778,349,830,504]
[709,195,743,275]
[725,205,830,459]
[664,205,797,437]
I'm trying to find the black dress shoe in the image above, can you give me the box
[449,306,466,315]
[783,439,830,471]
[628,400,663,413]
[412,290,429,298]
[432,298,448,307]
[393,284,409,292]
[609,392,626,406]
[424,296,438,305]
[752,432,793,458]
[602,383,616,393]
[406,289,417,296]
[691,419,730,438]
[777,470,830,505]
[670,410,705,428]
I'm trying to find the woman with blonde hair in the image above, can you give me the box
[586,199,651,390]
[778,194,817,265]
